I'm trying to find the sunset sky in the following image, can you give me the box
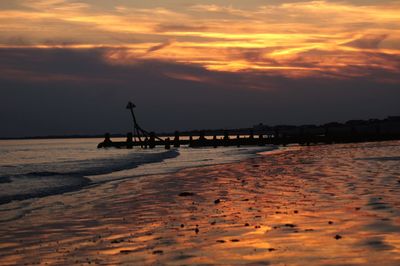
[1,0,399,137]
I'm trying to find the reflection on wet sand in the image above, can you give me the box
[1,141,400,265]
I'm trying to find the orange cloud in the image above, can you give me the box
[0,0,399,81]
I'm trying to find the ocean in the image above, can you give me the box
[0,138,274,207]
[1,140,400,265]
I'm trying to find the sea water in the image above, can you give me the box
[1,140,400,265]
[0,138,275,205]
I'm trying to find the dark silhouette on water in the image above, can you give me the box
[149,132,156,149]
[173,131,180,148]
[98,102,163,148]
[98,102,400,149]
[213,135,218,148]
[104,133,112,145]
[164,137,171,150]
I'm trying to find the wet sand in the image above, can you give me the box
[1,141,400,265]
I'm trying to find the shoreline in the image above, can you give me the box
[0,146,274,208]
[1,141,400,265]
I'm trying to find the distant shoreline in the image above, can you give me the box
[2,115,399,141]
[0,135,108,140]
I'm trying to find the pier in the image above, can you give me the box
[97,102,400,149]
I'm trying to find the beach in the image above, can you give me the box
[1,141,400,265]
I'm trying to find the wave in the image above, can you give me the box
[0,174,91,205]
[0,149,179,205]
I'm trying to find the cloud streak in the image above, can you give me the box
[0,0,399,80]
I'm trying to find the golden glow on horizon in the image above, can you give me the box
[0,0,399,80]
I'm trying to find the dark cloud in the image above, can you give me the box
[146,40,174,54]
[0,47,399,138]
[344,34,388,49]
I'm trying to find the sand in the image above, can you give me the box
[1,141,400,265]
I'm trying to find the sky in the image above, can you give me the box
[0,0,399,137]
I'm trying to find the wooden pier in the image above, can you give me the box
[98,132,270,149]
[97,102,400,149]
[97,130,400,149]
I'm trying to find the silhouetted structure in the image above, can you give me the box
[149,132,156,149]
[97,102,400,149]
[165,137,171,150]
[236,134,241,147]
[126,132,133,149]
[173,131,180,148]
[104,133,111,144]
[213,135,218,148]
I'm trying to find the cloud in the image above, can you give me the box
[1,0,399,79]
[0,1,400,137]
[189,4,250,18]
[21,0,89,11]
[0,47,399,138]
[145,40,174,54]
[155,24,209,33]
[344,34,388,49]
